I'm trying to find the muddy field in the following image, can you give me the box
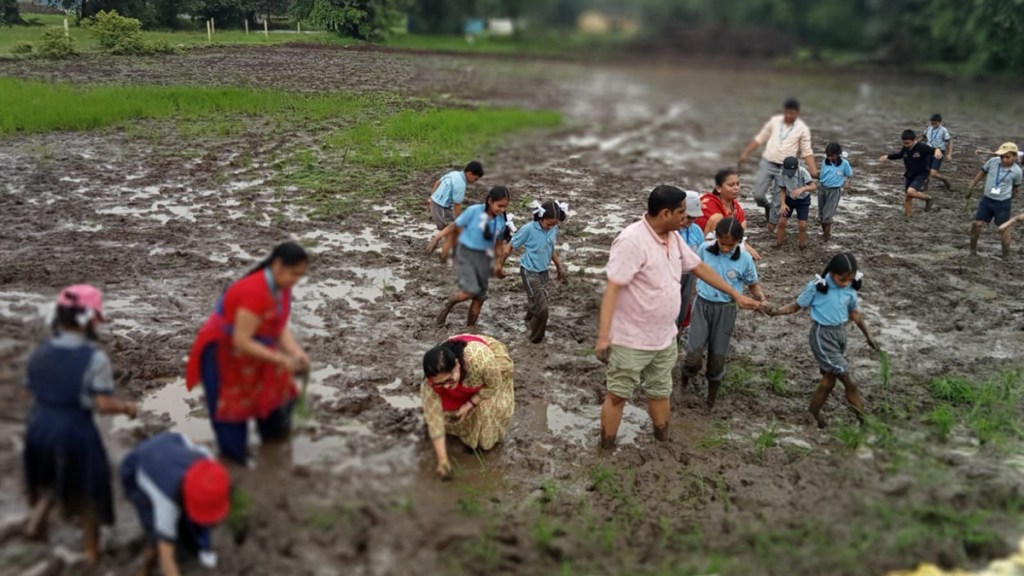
[1,46,1023,576]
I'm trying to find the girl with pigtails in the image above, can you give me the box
[767,253,879,428]
[503,199,567,343]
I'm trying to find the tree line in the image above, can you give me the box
[3,0,1022,74]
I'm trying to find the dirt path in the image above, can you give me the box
[1,46,1023,576]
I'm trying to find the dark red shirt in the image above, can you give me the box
[697,192,746,232]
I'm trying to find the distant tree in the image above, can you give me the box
[290,0,407,39]
[2,0,27,25]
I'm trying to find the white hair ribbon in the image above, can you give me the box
[855,271,864,281]
[556,200,569,215]
[477,211,489,232]
[505,213,517,233]
[814,274,827,288]
[529,200,545,218]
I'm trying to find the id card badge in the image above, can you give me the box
[992,187,1001,196]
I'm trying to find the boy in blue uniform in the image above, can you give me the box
[434,186,510,328]
[967,142,1023,258]
[775,156,817,249]
[878,129,943,218]
[768,253,877,428]
[426,161,484,257]
[680,218,766,410]
[121,431,231,576]
[922,113,952,191]
[504,199,567,343]
[677,190,705,334]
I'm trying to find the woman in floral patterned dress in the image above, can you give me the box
[420,334,515,479]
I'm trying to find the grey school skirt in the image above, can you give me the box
[809,322,848,375]
[456,246,492,300]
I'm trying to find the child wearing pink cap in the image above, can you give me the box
[22,284,138,565]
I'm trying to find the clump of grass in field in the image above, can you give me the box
[925,403,956,441]
[722,359,755,395]
[834,422,863,450]
[926,370,1023,447]
[227,487,253,541]
[754,419,779,461]
[696,421,731,451]
[765,366,789,396]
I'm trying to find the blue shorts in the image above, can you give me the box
[929,157,944,171]
[782,195,811,221]
[974,196,1012,225]
[905,175,928,192]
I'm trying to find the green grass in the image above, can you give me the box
[754,419,779,460]
[1,14,350,54]
[926,370,1024,447]
[765,366,789,396]
[696,421,731,451]
[0,77,373,135]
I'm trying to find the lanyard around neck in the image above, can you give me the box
[779,120,795,142]
[995,165,1011,188]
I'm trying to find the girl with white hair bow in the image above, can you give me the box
[501,199,568,343]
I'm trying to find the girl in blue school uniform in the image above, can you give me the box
[503,199,567,343]
[679,218,767,410]
[121,431,230,575]
[435,186,511,328]
[22,284,138,565]
[768,253,879,428]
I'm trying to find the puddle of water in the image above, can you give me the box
[377,377,419,410]
[112,377,214,444]
[0,290,52,321]
[302,228,387,254]
[295,268,407,308]
[547,402,646,446]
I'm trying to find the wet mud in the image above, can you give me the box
[1,46,1024,575]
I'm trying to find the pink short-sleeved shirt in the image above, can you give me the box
[606,216,701,350]
[754,114,813,165]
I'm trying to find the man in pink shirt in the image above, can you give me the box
[738,98,818,232]
[595,186,763,449]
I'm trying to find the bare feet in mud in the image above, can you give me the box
[653,424,669,442]
[811,410,827,429]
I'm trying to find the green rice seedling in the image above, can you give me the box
[540,479,558,503]
[227,487,253,543]
[766,366,789,396]
[723,359,755,395]
[834,422,863,450]
[925,403,956,441]
[929,376,974,404]
[754,419,779,460]
[533,511,559,551]
[697,421,731,451]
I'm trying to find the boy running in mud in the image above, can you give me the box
[425,161,484,257]
[878,130,943,218]
[966,142,1022,257]
[921,114,952,190]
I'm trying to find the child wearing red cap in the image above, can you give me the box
[22,284,138,565]
[121,432,231,576]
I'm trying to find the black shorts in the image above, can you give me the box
[905,174,928,192]
[783,195,811,221]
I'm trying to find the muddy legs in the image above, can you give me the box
[647,397,670,442]
[600,393,627,449]
[821,223,832,242]
[24,493,53,541]
[970,222,982,255]
[810,373,865,428]
[435,292,475,328]
[83,514,100,566]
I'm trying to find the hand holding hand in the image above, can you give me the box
[735,295,764,311]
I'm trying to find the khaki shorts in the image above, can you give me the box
[605,342,677,400]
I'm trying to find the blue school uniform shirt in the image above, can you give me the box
[511,221,558,273]
[981,157,1023,202]
[695,241,758,303]
[796,274,859,326]
[429,170,468,209]
[122,432,214,542]
[818,158,853,189]
[678,223,704,254]
[925,125,950,151]
[25,332,115,410]
[455,203,507,252]
[779,166,814,200]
